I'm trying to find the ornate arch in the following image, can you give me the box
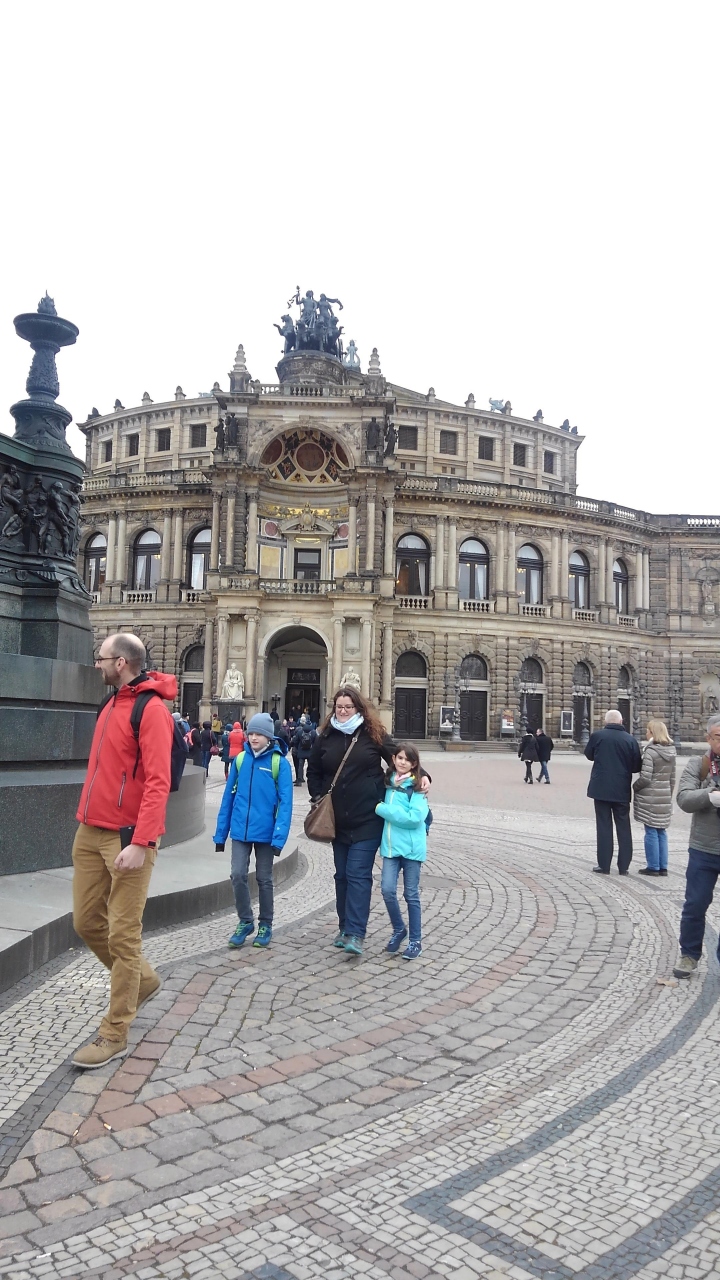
[252,427,355,482]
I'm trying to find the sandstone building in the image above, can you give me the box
[79,296,720,743]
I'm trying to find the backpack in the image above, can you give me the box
[130,692,188,791]
[300,729,313,752]
[232,749,281,789]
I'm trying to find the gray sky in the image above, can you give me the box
[1,1,717,515]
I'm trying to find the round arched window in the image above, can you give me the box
[184,645,205,673]
[516,544,543,604]
[520,657,543,684]
[618,665,633,691]
[569,551,590,609]
[133,529,162,590]
[460,654,488,680]
[188,527,211,590]
[459,539,489,601]
[573,661,592,686]
[396,534,430,597]
[84,533,107,593]
[396,651,427,679]
[613,559,629,614]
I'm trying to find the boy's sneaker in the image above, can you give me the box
[673,954,698,978]
[228,922,255,948]
[253,924,272,948]
[72,1036,128,1070]
[402,941,422,960]
[333,931,348,948]
[386,928,408,954]
[343,935,363,956]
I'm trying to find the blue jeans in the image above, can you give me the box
[644,826,668,871]
[381,857,422,943]
[679,847,720,960]
[332,838,379,938]
[538,761,550,782]
[201,748,211,773]
[231,840,275,926]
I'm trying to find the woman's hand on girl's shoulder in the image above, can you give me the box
[420,775,431,794]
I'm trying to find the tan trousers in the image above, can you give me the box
[72,823,158,1041]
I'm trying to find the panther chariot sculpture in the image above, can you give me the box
[275,287,345,360]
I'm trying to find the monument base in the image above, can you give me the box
[217,699,246,725]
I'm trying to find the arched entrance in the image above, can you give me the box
[262,625,329,723]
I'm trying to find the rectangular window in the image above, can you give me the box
[513,442,527,467]
[126,433,139,457]
[156,428,171,452]
[439,430,458,455]
[102,440,113,463]
[398,425,418,450]
[544,450,555,474]
[190,423,207,448]
[478,436,494,461]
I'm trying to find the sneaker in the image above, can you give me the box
[673,954,699,979]
[228,922,255,948]
[343,934,363,956]
[403,941,422,960]
[72,1036,128,1070]
[659,869,668,876]
[137,974,163,1009]
[253,924,272,948]
[333,931,348,948]
[639,867,660,876]
[386,927,408,954]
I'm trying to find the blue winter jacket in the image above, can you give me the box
[375,775,429,861]
[213,739,293,850]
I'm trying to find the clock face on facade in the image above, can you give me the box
[260,430,350,484]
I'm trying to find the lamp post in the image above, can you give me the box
[451,669,470,743]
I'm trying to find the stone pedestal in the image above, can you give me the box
[217,699,246,725]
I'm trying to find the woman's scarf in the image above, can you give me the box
[331,711,364,735]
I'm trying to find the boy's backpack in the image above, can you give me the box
[300,728,313,752]
[130,692,188,791]
[232,749,280,790]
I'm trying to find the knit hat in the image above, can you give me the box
[246,712,276,739]
[172,712,183,722]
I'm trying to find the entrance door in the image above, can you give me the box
[285,668,321,721]
[460,691,487,740]
[182,682,203,726]
[394,688,427,738]
[524,693,544,734]
[618,696,631,732]
[573,695,591,742]
[294,548,321,581]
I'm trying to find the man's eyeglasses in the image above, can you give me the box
[95,652,120,663]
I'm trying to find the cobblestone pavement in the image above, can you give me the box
[2,793,720,1280]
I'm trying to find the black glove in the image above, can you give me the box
[271,846,282,857]
[215,842,226,852]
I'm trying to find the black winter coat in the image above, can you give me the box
[518,734,539,763]
[535,733,554,762]
[292,724,317,759]
[584,724,642,803]
[307,726,397,845]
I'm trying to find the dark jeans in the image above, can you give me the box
[231,840,275,926]
[594,800,632,871]
[381,856,422,942]
[201,748,212,773]
[538,761,550,782]
[524,761,534,782]
[332,838,379,938]
[679,848,720,960]
[293,751,304,782]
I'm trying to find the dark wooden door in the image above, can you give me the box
[618,697,631,732]
[525,694,544,734]
[460,691,488,740]
[182,682,203,726]
[394,688,427,738]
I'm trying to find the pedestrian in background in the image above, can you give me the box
[633,719,676,876]
[188,723,203,768]
[220,722,233,778]
[518,729,539,783]
[199,720,217,775]
[292,715,316,786]
[228,721,245,761]
[673,715,720,977]
[535,727,554,783]
[585,709,642,874]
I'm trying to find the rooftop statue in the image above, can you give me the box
[280,287,345,359]
[343,339,360,369]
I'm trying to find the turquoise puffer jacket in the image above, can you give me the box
[376,775,429,861]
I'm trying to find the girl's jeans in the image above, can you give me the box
[644,826,668,871]
[381,856,422,943]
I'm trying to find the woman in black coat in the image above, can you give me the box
[307,686,429,957]
[518,731,539,783]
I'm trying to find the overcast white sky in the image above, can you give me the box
[0,1,717,514]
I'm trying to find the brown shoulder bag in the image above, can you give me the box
[303,732,360,842]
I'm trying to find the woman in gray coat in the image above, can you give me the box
[633,719,677,876]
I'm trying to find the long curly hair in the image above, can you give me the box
[319,686,386,745]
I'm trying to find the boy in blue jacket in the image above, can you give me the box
[214,713,293,948]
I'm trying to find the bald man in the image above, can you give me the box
[71,633,177,1069]
[585,709,642,875]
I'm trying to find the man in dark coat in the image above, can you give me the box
[518,731,539,783]
[535,727,554,783]
[585,709,642,874]
[291,716,316,786]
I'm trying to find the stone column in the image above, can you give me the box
[215,614,229,696]
[643,549,651,611]
[361,618,372,696]
[202,618,214,702]
[115,513,127,586]
[435,516,445,589]
[447,518,457,589]
[106,513,117,583]
[381,622,393,704]
[635,548,644,613]
[560,531,569,599]
[172,510,184,581]
[225,494,236,567]
[161,510,172,580]
[550,531,560,599]
[347,493,358,574]
[245,612,259,698]
[365,494,376,572]
[606,541,615,605]
[383,500,394,576]
[598,539,606,605]
[332,616,344,691]
[495,522,505,593]
[210,494,221,572]
[506,526,516,596]
[246,493,258,573]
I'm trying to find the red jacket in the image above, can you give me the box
[228,724,245,758]
[77,671,177,847]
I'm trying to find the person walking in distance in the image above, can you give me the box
[518,728,539,783]
[228,720,245,762]
[71,633,175,1069]
[673,715,720,978]
[633,719,676,876]
[535,727,554,783]
[585,709,642,875]
[292,715,316,787]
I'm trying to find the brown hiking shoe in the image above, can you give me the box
[672,955,699,979]
[72,1036,128,1070]
[137,974,163,1009]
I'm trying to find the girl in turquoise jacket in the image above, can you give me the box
[375,743,429,960]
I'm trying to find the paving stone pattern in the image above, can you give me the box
[1,802,720,1279]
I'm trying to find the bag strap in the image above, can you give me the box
[232,749,281,794]
[701,755,711,781]
[129,690,162,780]
[327,731,360,795]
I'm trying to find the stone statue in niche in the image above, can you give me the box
[221,662,245,700]
[384,421,397,457]
[366,418,382,452]
[700,577,716,616]
[214,417,226,452]
[340,668,361,691]
[225,414,239,447]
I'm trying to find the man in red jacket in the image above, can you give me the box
[71,632,176,1069]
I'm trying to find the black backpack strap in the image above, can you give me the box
[129,690,160,779]
[96,690,116,719]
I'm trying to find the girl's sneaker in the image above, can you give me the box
[343,935,363,956]
[403,941,422,960]
[386,928,408,954]
[228,922,255,948]
[253,925,272,948]
[333,931,348,948]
